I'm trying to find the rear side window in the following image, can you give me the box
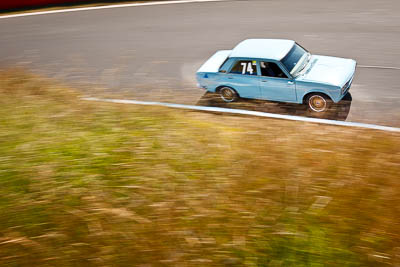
[229,60,257,75]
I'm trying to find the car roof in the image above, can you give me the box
[230,39,295,60]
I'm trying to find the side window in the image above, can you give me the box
[229,60,257,75]
[260,61,288,78]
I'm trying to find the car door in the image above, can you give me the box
[224,59,261,99]
[258,61,297,102]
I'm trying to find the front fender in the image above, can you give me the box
[296,81,342,103]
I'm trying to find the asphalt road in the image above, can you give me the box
[1,0,399,126]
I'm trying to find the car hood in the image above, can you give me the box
[296,55,356,87]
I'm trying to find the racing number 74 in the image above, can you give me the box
[241,62,254,75]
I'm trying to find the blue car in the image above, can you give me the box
[196,39,356,113]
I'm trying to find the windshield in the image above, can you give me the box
[281,43,309,75]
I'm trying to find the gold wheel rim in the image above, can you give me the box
[309,95,327,112]
[221,88,235,102]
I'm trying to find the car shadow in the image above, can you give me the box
[196,92,352,121]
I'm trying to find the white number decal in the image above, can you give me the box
[241,62,254,75]
[241,62,247,74]
[247,63,253,75]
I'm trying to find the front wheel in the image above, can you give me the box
[306,93,332,113]
[219,87,238,103]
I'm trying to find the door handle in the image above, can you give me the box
[288,81,294,84]
[228,77,233,79]
[261,80,268,82]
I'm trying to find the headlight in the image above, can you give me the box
[341,79,352,94]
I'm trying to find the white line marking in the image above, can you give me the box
[0,0,225,19]
[82,97,400,133]
[358,65,400,70]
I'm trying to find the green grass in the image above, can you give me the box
[0,69,399,266]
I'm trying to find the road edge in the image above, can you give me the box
[82,97,400,133]
[0,0,226,19]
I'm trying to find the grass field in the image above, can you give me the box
[1,69,399,266]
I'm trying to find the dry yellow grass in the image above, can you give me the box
[0,69,399,266]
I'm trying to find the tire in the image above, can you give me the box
[305,93,332,113]
[219,87,238,102]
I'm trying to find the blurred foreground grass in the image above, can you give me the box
[0,69,399,266]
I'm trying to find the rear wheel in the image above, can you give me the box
[219,87,238,102]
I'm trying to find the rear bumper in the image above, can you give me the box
[197,83,207,90]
